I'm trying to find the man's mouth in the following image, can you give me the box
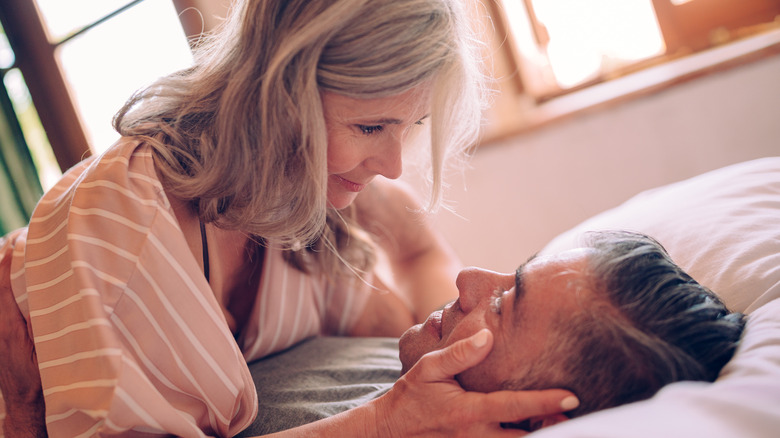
[425,310,443,339]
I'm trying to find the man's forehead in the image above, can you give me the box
[535,247,592,262]
[516,248,594,319]
[523,247,593,276]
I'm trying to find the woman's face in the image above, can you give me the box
[322,83,433,210]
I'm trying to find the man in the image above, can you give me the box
[399,230,746,421]
[244,230,745,434]
[2,231,746,435]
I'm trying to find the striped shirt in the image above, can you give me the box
[0,139,371,437]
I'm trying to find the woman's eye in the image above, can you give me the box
[357,125,383,135]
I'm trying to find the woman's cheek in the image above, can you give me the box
[326,136,362,174]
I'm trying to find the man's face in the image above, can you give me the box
[398,249,593,392]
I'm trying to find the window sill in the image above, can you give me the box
[479,28,780,146]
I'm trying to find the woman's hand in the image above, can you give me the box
[372,329,578,437]
[0,252,47,437]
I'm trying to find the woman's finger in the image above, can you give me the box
[475,388,579,424]
[413,328,494,381]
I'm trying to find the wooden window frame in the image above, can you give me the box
[0,0,201,171]
[0,0,91,171]
[479,0,780,144]
[654,0,780,55]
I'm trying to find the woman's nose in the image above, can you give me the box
[365,136,403,180]
[455,267,505,313]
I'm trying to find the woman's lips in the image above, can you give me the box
[333,175,366,192]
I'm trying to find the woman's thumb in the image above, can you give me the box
[419,329,494,380]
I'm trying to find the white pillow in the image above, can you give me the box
[532,298,780,438]
[534,157,780,438]
[540,157,780,314]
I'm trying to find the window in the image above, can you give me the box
[480,0,780,140]
[0,0,195,176]
[503,0,666,93]
[1,25,45,232]
[498,0,780,98]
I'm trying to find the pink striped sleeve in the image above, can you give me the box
[10,141,257,437]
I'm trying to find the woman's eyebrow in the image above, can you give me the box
[359,118,403,125]
[351,114,430,124]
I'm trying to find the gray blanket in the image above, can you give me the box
[237,337,401,436]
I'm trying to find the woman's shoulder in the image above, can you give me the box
[39,138,165,212]
[86,138,163,196]
[28,138,174,244]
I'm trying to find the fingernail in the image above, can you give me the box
[560,395,580,411]
[471,329,490,348]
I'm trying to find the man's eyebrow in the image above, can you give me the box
[513,253,537,312]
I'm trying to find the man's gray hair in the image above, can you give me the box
[505,231,745,418]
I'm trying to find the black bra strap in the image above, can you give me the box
[199,219,210,282]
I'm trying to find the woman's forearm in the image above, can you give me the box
[261,399,384,438]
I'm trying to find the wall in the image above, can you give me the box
[421,53,780,273]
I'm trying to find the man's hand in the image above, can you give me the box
[0,252,47,437]
[373,329,578,437]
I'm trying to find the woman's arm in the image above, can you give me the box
[1,302,575,437]
[354,179,461,323]
[260,330,577,437]
[0,249,47,438]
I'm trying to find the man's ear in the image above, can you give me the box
[529,413,570,431]
[501,413,570,432]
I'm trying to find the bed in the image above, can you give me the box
[239,157,780,437]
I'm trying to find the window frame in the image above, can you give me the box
[479,0,780,144]
[653,0,780,55]
[0,0,201,172]
[0,0,90,171]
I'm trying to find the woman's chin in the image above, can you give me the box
[327,192,358,210]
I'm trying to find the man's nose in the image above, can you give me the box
[365,136,403,180]
[455,267,502,313]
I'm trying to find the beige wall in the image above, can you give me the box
[418,53,780,273]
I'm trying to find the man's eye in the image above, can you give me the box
[357,125,383,135]
[490,289,504,315]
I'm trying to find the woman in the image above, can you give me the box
[0,0,575,436]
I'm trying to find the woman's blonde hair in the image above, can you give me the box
[114,0,487,274]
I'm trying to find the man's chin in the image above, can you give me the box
[398,323,434,375]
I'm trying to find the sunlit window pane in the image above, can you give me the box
[0,30,14,69]
[35,0,141,41]
[56,0,193,153]
[4,69,62,190]
[530,0,665,88]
